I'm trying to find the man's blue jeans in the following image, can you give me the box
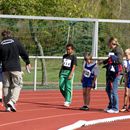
[106,75,121,111]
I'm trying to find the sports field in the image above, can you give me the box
[0,89,129,130]
[1,2,130,130]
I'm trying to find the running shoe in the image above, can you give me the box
[7,100,16,112]
[107,109,119,113]
[64,101,70,107]
[120,105,127,112]
[80,106,89,111]
[6,107,11,112]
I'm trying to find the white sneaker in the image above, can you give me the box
[64,101,70,107]
[7,100,16,112]
[6,107,11,112]
[107,109,119,113]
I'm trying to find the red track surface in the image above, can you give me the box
[0,89,129,130]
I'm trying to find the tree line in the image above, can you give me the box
[0,0,130,84]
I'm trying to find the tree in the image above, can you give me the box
[0,0,57,85]
[1,0,130,62]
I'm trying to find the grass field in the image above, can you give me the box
[21,59,107,89]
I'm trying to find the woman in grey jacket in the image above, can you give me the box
[103,37,123,113]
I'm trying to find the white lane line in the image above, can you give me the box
[58,115,130,130]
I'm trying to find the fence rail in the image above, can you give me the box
[1,14,130,23]
[29,56,108,59]
[29,56,108,91]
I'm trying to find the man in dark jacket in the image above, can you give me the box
[0,30,31,112]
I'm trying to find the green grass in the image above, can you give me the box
[21,58,126,90]
[21,59,106,85]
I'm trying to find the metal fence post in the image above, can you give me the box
[34,57,38,91]
[92,20,99,89]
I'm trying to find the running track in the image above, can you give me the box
[0,89,129,130]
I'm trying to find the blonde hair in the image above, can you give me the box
[125,48,130,55]
[109,37,119,46]
[84,53,93,61]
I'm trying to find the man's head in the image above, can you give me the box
[108,37,119,49]
[1,30,11,38]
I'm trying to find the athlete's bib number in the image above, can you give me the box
[84,69,91,78]
[63,59,71,67]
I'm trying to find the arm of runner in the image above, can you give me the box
[16,39,30,65]
[68,65,76,80]
[26,64,31,73]
[92,64,99,88]
[92,75,97,88]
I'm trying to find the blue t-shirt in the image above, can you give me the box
[123,60,130,88]
[126,60,130,88]
[82,62,98,87]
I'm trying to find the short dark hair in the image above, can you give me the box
[1,30,11,37]
[66,43,75,50]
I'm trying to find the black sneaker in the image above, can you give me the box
[120,105,127,112]
[80,106,89,111]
